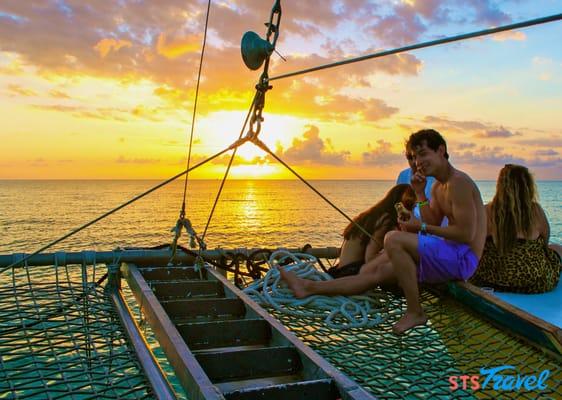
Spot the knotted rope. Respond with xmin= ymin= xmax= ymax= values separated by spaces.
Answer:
xmin=243 ymin=250 xmax=384 ymax=330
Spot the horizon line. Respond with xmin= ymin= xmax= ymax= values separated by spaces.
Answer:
xmin=1 ymin=178 xmax=562 ymax=182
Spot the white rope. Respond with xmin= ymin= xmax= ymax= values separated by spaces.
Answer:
xmin=243 ymin=250 xmax=384 ymax=330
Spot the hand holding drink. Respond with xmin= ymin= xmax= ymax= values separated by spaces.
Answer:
xmin=395 ymin=202 xmax=411 ymax=222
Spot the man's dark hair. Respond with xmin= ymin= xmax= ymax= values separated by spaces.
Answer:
xmin=407 ymin=129 xmax=449 ymax=159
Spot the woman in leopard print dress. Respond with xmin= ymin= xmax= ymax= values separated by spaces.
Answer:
xmin=470 ymin=164 xmax=561 ymax=293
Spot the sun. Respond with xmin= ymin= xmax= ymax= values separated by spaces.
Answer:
xmin=236 ymin=141 xmax=266 ymax=161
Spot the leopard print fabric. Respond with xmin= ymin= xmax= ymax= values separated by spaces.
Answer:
xmin=470 ymin=236 xmax=561 ymax=293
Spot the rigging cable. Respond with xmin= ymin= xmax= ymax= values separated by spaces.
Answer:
xmin=179 ymin=0 xmax=212 ymax=219
xmin=269 ymin=13 xmax=562 ymax=82
xmin=201 ymin=93 xmax=259 ymax=241
xmin=252 ymin=138 xmax=373 ymax=239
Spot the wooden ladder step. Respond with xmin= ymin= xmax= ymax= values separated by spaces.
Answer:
xmin=161 ymin=298 xmax=246 ymax=320
xmin=214 ymin=374 xmax=305 ymax=395
xmin=222 ymin=378 xmax=338 ymax=400
xmin=177 ymin=318 xmax=271 ymax=350
xmin=140 ymin=266 xmax=207 ymax=281
xmin=150 ymin=280 xmax=224 ymax=300
xmin=195 ymin=346 xmax=301 ymax=383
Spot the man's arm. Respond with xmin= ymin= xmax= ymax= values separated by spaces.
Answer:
xmin=418 ymin=181 xmax=444 ymax=226
xmin=425 ymin=179 xmax=477 ymax=244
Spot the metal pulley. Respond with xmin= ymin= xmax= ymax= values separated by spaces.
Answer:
xmin=241 ymin=0 xmax=281 ymax=71
xmin=241 ymin=31 xmax=274 ymax=70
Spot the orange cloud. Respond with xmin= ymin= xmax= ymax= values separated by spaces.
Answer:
xmin=131 ymin=105 xmax=166 ymax=121
xmin=270 ymin=80 xmax=398 ymax=123
xmin=48 ymin=89 xmax=71 ymax=99
xmin=116 ymin=155 xmax=160 ymax=164
xmin=93 ymin=38 xmax=132 ymax=58
xmin=153 ymin=85 xmax=193 ymax=107
xmin=362 ymin=139 xmax=403 ymax=165
xmin=0 ymin=1 xmax=423 ymax=122
xmin=275 ymin=125 xmax=351 ymax=165
xmin=156 ymin=32 xmax=201 ymax=59
xmin=7 ymin=84 xmax=37 ymax=97
xmin=30 ymin=103 xmax=169 ymax=123
xmin=0 ymin=52 xmax=25 ymax=75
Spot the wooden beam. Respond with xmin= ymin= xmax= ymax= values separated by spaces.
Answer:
xmin=195 ymin=346 xmax=302 ymax=382
xmin=121 ymin=263 xmax=225 ymax=400
xmin=177 ymin=319 xmax=271 ymax=350
xmin=108 ymin=288 xmax=177 ymax=400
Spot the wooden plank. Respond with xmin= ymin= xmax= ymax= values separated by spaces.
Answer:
xmin=223 ymin=378 xmax=337 ymax=400
xmin=448 ymin=281 xmax=562 ymax=356
xmin=108 ymin=288 xmax=177 ymax=400
xmin=150 ymin=281 xmax=224 ymax=299
xmin=121 ymin=263 xmax=225 ymax=400
xmin=195 ymin=346 xmax=301 ymax=382
xmin=177 ymin=319 xmax=271 ymax=350
xmin=214 ymin=374 xmax=305 ymax=394
xmin=140 ymin=266 xmax=207 ymax=281
xmin=161 ymin=298 xmax=246 ymax=320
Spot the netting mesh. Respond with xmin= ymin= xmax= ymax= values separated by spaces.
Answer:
xmin=0 ymin=262 xmax=153 ymax=399
xmin=1 ymin=257 xmax=560 ymax=400
xmin=267 ymin=286 xmax=562 ymax=399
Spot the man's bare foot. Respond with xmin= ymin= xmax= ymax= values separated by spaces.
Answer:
xmin=392 ymin=311 xmax=428 ymax=335
xmin=278 ymin=268 xmax=311 ymax=299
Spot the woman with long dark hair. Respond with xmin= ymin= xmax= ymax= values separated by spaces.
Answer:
xmin=470 ymin=164 xmax=561 ymax=293
xmin=328 ymin=183 xmax=415 ymax=278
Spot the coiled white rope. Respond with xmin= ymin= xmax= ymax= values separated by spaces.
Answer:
xmin=243 ymin=250 xmax=384 ymax=330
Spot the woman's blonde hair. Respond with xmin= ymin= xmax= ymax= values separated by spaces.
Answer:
xmin=490 ymin=164 xmax=538 ymax=254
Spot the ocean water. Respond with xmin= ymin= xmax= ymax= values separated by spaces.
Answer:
xmin=0 ymin=179 xmax=560 ymax=254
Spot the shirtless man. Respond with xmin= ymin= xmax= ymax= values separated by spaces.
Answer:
xmin=280 ymin=129 xmax=486 ymax=334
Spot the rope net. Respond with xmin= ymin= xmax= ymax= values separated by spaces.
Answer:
xmin=1 ymin=253 xmax=560 ymax=399
xmin=259 ymin=262 xmax=561 ymax=400
xmin=0 ymin=262 xmax=153 ymax=399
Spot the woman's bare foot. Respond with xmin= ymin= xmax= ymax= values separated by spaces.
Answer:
xmin=279 ymin=268 xmax=311 ymax=298
xmin=392 ymin=311 xmax=428 ymax=335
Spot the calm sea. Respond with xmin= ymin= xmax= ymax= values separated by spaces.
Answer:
xmin=0 ymin=179 xmax=560 ymax=255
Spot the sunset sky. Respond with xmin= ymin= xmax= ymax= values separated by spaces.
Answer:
xmin=1 ymin=0 xmax=561 ymax=180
